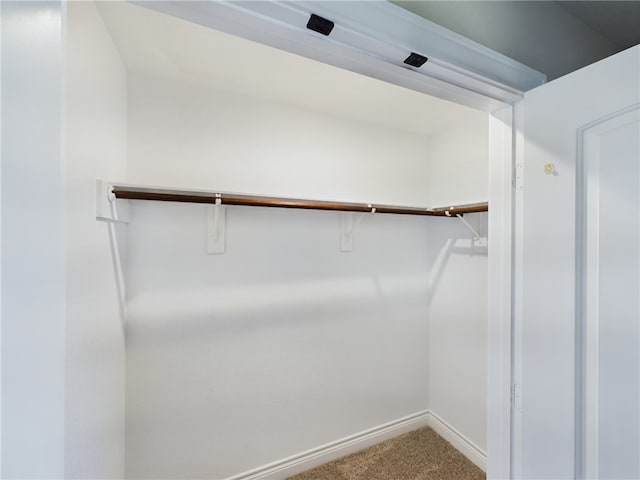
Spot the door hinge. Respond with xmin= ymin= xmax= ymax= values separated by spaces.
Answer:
xmin=514 ymin=163 xmax=524 ymax=191
xmin=512 ymin=382 xmax=522 ymax=412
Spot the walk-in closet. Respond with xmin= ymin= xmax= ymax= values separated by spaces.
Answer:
xmin=5 ymin=0 xmax=640 ymax=478
xmin=64 ymin=2 xmax=496 ymax=478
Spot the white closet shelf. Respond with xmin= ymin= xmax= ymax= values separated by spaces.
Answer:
xmin=109 ymin=184 xmax=488 ymax=217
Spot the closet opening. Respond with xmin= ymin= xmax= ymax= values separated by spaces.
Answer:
xmin=65 ymin=1 xmax=519 ymax=478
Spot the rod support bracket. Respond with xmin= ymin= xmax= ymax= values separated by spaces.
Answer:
xmin=455 ymin=213 xmax=482 ymax=242
xmin=207 ymin=193 xmax=226 ymax=254
xmin=340 ymin=205 xmax=375 ymax=252
xmin=96 ymin=179 xmax=129 ymax=224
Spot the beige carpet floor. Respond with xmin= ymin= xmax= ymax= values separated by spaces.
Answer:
xmin=287 ymin=427 xmax=485 ymax=480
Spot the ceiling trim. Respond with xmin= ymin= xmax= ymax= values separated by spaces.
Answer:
xmin=135 ymin=1 xmax=546 ymax=111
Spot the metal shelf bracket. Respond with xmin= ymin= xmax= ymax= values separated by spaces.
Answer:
xmin=340 ymin=204 xmax=376 ymax=252
xmin=450 ymin=212 xmax=482 ymax=242
xmin=207 ymin=194 xmax=226 ymax=254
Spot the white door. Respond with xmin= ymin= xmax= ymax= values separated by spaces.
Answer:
xmin=515 ymin=45 xmax=640 ymax=479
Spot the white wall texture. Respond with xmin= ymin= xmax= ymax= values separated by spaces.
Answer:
xmin=1 ymin=2 xmax=66 ymax=477
xmin=126 ymin=73 xmax=432 ymax=207
xmin=125 ymin=202 xmax=432 ymax=478
xmin=427 ymin=118 xmax=489 ymax=452
xmin=428 ymin=116 xmax=488 ymax=207
xmin=123 ymin=70 xmax=489 ymax=478
xmin=63 ymin=2 xmax=128 ymax=478
xmin=427 ymin=216 xmax=488 ymax=452
xmin=124 ymin=72 xmax=437 ymax=478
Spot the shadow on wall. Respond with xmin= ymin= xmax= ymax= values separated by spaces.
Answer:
xmin=125 ymin=271 xmax=430 ymax=343
xmin=107 ymin=202 xmax=128 ymax=329
xmin=426 ymin=212 xmax=488 ymax=308
xmin=123 ymin=206 xmax=488 ymax=343
xmin=124 ymin=201 xmax=436 ymax=341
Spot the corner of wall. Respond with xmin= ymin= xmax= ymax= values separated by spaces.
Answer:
xmin=64 ymin=1 xmax=128 ymax=478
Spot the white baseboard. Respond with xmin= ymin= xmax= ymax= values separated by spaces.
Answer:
xmin=225 ymin=410 xmax=430 ymax=480
xmin=225 ymin=409 xmax=487 ymax=480
xmin=426 ymin=411 xmax=487 ymax=472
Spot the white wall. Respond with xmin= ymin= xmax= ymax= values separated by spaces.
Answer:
xmin=427 ymin=115 xmax=488 ymax=207
xmin=427 ymin=216 xmax=488 ymax=452
xmin=126 ymin=203 xmax=431 ymax=478
xmin=1 ymin=2 xmax=66 ymax=477
xmin=426 ymin=119 xmax=489 ymax=453
xmin=64 ymin=2 xmax=127 ymax=477
xmin=393 ymin=0 xmax=620 ymax=81
xmin=126 ymin=73 xmax=431 ymax=207
xmin=124 ymin=73 xmax=436 ymax=478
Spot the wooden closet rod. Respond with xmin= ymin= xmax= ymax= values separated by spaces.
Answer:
xmin=111 ymin=186 xmax=488 ymax=217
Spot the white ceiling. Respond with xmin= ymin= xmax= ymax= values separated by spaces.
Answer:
xmin=96 ymin=1 xmax=483 ymax=138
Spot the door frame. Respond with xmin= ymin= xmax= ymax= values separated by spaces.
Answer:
xmin=488 ymin=104 xmax=516 ymax=479
xmin=131 ymin=2 xmax=535 ymax=478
